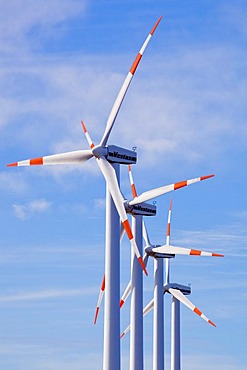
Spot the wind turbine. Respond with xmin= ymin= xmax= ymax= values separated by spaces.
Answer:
xmin=120 ymin=166 xmax=219 ymax=370
xmin=93 ymin=165 xmax=215 ymax=370
xmin=7 ymin=17 xmax=163 ymax=370
xmin=120 ymin=200 xmax=223 ymax=370
xmin=94 ymin=169 xmax=216 ymax=324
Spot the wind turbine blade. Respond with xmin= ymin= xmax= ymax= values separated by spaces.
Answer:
xmin=97 ymin=157 xmax=148 ymax=275
xmin=120 ymin=252 xmax=149 ymax=308
xmin=100 ymin=16 xmax=162 ymax=147
xmin=169 ymin=288 xmax=216 ymax=327
xmin=120 ymin=281 xmax=131 ymax=308
xmin=143 ymin=252 xmax=149 ymax=268
xmin=143 ymin=298 xmax=154 ymax=316
xmin=95 ymin=224 xmax=128 ymax=320
xmin=120 ymin=298 xmax=154 ymax=338
xmin=94 ymin=275 xmax=105 ymax=324
xmin=165 ymin=199 xmax=173 ymax=284
xmin=81 ymin=121 xmax=95 ymax=149
xmin=166 ymin=199 xmax=172 ymax=246
xmin=129 ymin=175 xmax=214 ymax=206
xmin=7 ymin=150 xmax=93 ymax=167
xmin=128 ymin=164 xmax=138 ymax=198
xmin=152 ymin=245 xmax=224 ymax=257
xmin=120 ymin=324 xmax=131 ymax=339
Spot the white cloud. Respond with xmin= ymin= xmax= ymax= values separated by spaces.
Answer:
xmin=13 ymin=198 xmax=52 ymax=220
xmin=0 ymin=287 xmax=93 ymax=303
xmin=1 ymin=35 xmax=246 ymax=182
xmin=0 ymin=171 xmax=29 ymax=194
xmin=13 ymin=204 xmax=27 ymax=221
xmin=0 ymin=0 xmax=86 ymax=55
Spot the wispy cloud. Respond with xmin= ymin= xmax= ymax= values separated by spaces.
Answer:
xmin=13 ymin=198 xmax=52 ymax=220
xmin=0 ymin=171 xmax=29 ymax=194
xmin=0 ymin=287 xmax=93 ymax=303
xmin=0 ymin=0 xmax=86 ymax=55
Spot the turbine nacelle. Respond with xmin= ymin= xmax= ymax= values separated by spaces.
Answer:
xmin=164 ymin=282 xmax=191 ymax=296
xmin=144 ymin=245 xmax=175 ymax=259
xmin=107 ymin=145 xmax=137 ymax=165
xmin=124 ymin=201 xmax=157 ymax=216
xmin=93 ymin=144 xmax=137 ymax=164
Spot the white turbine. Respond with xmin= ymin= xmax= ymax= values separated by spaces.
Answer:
xmin=121 ymin=200 xmax=223 ymax=370
xmin=7 ymin=17 xmax=163 ymax=370
xmin=94 ymin=170 xmax=216 ymax=324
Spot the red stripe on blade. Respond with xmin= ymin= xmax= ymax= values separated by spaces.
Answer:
xmin=212 ymin=253 xmax=224 ymax=257
xmin=138 ymin=257 xmax=148 ymax=276
xmin=94 ymin=307 xmax=99 ymax=325
xmin=81 ymin=121 xmax=87 ymax=133
xmin=174 ymin=180 xmax=187 ymax=190
xmin=130 ymin=53 xmax=142 ymax=75
xmin=190 ymin=249 xmax=201 ymax=256
xmin=122 ymin=220 xmax=133 ymax=240
xmin=200 ymin=174 xmax=214 ymax=181
xmin=209 ymin=320 xmax=216 ymax=328
xmin=7 ymin=162 xmax=18 ymax=167
xmin=150 ymin=16 xmax=162 ymax=35
xmin=120 ymin=299 xmax=124 ymax=308
xmin=101 ymin=276 xmax=105 ymax=291
xmin=131 ymin=184 xmax=137 ymax=198
xmin=194 ymin=307 xmax=202 ymax=316
xmin=169 ymin=199 xmax=173 ymax=210
xmin=166 ymin=223 xmax=171 ymax=237
xmin=30 ymin=157 xmax=43 ymax=165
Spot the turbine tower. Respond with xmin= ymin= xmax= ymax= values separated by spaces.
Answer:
xmin=121 ymin=200 xmax=223 ymax=370
xmin=94 ymin=172 xmax=216 ymax=324
xmin=7 ymin=17 xmax=163 ymax=370
xmin=94 ymin=167 xmax=215 ymax=370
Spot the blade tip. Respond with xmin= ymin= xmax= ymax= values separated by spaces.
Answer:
xmin=138 ymin=257 xmax=148 ymax=276
xmin=94 ymin=307 xmax=99 ymax=325
xmin=201 ymin=174 xmax=215 ymax=181
xmin=150 ymin=16 xmax=163 ymax=35
xmin=209 ymin=320 xmax=216 ymax=328
xmin=212 ymin=253 xmax=224 ymax=257
xmin=7 ymin=162 xmax=18 ymax=167
xmin=81 ymin=120 xmax=87 ymax=133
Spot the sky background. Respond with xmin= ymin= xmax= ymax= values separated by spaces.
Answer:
xmin=0 ymin=0 xmax=247 ymax=369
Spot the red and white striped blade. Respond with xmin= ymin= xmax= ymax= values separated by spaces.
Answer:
xmin=120 ymin=281 xmax=131 ymax=308
xmin=152 ymin=245 xmax=224 ymax=257
xmin=94 ymin=275 xmax=105 ymax=324
xmin=129 ymin=174 xmax=214 ymax=206
xmin=120 ymin=298 xmax=154 ymax=338
xmin=120 ymin=324 xmax=131 ymax=339
xmin=168 ymin=288 xmax=216 ymax=327
xmin=166 ymin=199 xmax=172 ymax=246
xmin=7 ymin=149 xmax=93 ymax=167
xmin=96 ymin=157 xmax=148 ymax=275
xmin=120 ymin=251 xmax=149 ymax=309
xmin=95 ymin=225 xmax=126 ymax=322
xmin=128 ymin=164 xmax=138 ymax=198
xmin=81 ymin=121 xmax=95 ymax=149
xmin=100 ymin=16 xmax=162 ymax=147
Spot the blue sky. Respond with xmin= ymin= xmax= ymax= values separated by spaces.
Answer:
xmin=0 ymin=0 xmax=246 ymax=369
